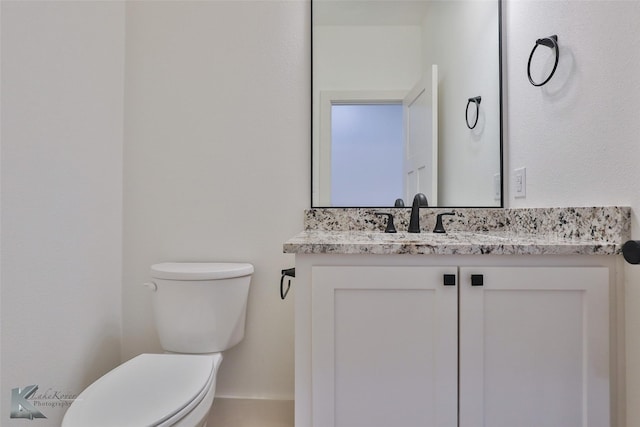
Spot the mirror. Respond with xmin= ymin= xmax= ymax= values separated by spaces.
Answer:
xmin=312 ymin=0 xmax=503 ymax=208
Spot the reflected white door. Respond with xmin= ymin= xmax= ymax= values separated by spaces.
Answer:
xmin=403 ymin=65 xmax=438 ymax=205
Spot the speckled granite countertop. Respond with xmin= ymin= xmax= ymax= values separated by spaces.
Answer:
xmin=283 ymin=207 xmax=631 ymax=256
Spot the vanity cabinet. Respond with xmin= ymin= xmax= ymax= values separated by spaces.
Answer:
xmin=311 ymin=266 xmax=458 ymax=427
xmin=457 ymin=266 xmax=609 ymax=427
xmin=295 ymin=256 xmax=612 ymax=427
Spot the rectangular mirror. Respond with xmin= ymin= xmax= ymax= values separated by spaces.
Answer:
xmin=312 ymin=0 xmax=503 ymax=208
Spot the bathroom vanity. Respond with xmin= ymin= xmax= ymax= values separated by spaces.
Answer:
xmin=284 ymin=207 xmax=630 ymax=427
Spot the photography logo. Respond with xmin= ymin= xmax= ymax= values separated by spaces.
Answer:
xmin=10 ymin=385 xmax=47 ymax=419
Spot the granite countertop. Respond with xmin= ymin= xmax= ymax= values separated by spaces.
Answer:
xmin=283 ymin=207 xmax=631 ymax=256
xmin=283 ymin=230 xmax=622 ymax=255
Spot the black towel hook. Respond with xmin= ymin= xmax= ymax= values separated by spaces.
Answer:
xmin=465 ymin=96 xmax=481 ymax=129
xmin=527 ymin=35 xmax=559 ymax=87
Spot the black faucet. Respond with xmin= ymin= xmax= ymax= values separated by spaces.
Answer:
xmin=408 ymin=193 xmax=428 ymax=233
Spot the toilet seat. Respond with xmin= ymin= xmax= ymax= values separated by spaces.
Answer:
xmin=62 ymin=353 xmax=222 ymax=427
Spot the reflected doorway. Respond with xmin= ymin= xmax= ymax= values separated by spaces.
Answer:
xmin=330 ymin=103 xmax=403 ymax=206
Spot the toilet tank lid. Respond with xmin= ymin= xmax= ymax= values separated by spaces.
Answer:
xmin=150 ymin=262 xmax=254 ymax=280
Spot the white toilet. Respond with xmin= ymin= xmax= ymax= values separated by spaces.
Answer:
xmin=62 ymin=262 xmax=253 ymax=427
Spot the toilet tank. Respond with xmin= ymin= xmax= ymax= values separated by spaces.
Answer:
xmin=148 ymin=262 xmax=253 ymax=354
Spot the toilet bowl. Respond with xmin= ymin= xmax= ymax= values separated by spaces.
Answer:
xmin=62 ymin=353 xmax=221 ymax=427
xmin=62 ymin=262 xmax=253 ymax=427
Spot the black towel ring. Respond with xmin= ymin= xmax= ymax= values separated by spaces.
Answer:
xmin=527 ymin=35 xmax=559 ymax=87
xmin=465 ymin=96 xmax=482 ymax=129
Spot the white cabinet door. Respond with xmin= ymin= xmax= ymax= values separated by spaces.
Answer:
xmin=459 ymin=267 xmax=609 ymax=427
xmin=312 ymin=266 xmax=458 ymax=427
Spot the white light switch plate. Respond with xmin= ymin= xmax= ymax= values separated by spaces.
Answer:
xmin=514 ymin=167 xmax=526 ymax=198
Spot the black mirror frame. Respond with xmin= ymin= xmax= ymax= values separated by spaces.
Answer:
xmin=310 ymin=0 xmax=504 ymax=209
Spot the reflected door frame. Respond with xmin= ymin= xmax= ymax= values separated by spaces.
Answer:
xmin=315 ymin=90 xmax=408 ymax=207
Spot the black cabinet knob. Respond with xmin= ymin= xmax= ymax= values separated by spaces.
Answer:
xmin=443 ymin=274 xmax=456 ymax=286
xmin=471 ymin=274 xmax=484 ymax=286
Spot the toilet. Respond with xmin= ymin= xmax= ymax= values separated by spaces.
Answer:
xmin=62 ymin=262 xmax=253 ymax=427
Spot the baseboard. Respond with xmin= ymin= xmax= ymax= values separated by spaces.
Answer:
xmin=208 ymin=397 xmax=294 ymax=427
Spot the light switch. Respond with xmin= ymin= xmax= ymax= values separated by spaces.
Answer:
xmin=514 ymin=167 xmax=526 ymax=198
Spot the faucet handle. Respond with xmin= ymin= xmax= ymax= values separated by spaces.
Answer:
xmin=433 ymin=212 xmax=456 ymax=233
xmin=375 ymin=212 xmax=397 ymax=233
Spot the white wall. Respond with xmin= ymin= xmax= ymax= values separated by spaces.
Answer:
xmin=122 ymin=0 xmax=308 ymax=403
xmin=505 ymin=0 xmax=640 ymax=208
xmin=313 ymin=26 xmax=422 ymax=91
xmin=503 ymin=1 xmax=640 ymax=425
xmin=0 ymin=1 xmax=124 ymax=425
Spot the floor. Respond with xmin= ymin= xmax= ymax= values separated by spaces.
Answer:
xmin=208 ymin=398 xmax=294 ymax=427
